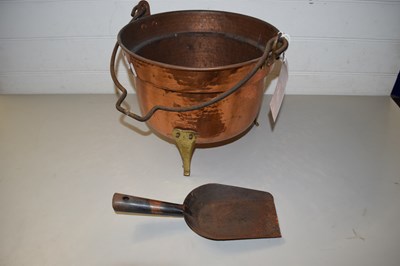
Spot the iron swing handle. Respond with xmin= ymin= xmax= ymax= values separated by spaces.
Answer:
xmin=131 ymin=0 xmax=150 ymax=20
xmin=110 ymin=3 xmax=288 ymax=122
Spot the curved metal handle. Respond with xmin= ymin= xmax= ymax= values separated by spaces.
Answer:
xmin=110 ymin=19 xmax=288 ymax=122
xmin=131 ymin=0 xmax=150 ymax=20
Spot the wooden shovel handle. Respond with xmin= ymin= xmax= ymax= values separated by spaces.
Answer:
xmin=112 ymin=193 xmax=184 ymax=217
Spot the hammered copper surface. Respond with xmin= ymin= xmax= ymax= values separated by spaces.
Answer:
xmin=118 ymin=10 xmax=280 ymax=144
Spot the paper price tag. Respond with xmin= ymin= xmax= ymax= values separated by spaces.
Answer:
xmin=269 ymin=59 xmax=288 ymax=122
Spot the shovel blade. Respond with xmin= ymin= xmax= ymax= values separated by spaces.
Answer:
xmin=183 ymin=184 xmax=281 ymax=240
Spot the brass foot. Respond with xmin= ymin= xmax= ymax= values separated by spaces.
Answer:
xmin=173 ymin=128 xmax=197 ymax=176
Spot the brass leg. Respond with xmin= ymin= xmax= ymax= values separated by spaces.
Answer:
xmin=173 ymin=128 xmax=197 ymax=176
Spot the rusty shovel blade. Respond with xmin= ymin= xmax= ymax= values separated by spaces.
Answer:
xmin=112 ymin=183 xmax=281 ymax=240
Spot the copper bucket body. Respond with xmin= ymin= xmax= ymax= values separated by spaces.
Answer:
xmin=112 ymin=1 xmax=288 ymax=174
xmin=117 ymin=7 xmax=285 ymax=143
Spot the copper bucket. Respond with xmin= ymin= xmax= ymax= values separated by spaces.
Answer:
xmin=111 ymin=1 xmax=288 ymax=175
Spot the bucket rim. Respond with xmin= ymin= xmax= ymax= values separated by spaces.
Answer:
xmin=117 ymin=9 xmax=279 ymax=72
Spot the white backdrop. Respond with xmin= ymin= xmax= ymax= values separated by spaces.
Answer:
xmin=1 ymin=0 xmax=399 ymax=95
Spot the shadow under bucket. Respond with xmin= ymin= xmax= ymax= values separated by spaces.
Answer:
xmin=111 ymin=1 xmax=288 ymax=175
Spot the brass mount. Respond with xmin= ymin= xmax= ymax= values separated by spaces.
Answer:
xmin=173 ymin=128 xmax=197 ymax=176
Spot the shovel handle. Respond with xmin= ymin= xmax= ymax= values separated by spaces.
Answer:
xmin=112 ymin=193 xmax=184 ymax=217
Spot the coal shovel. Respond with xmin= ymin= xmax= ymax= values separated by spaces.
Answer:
xmin=112 ymin=183 xmax=281 ymax=240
